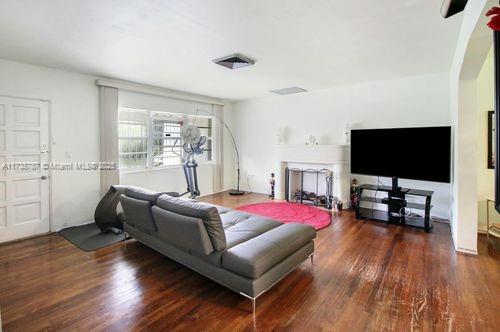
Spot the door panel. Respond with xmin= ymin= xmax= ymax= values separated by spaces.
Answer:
xmin=12 ymin=105 xmax=40 ymax=126
xmin=12 ymin=130 xmax=40 ymax=150
xmin=11 ymin=154 xmax=41 ymax=176
xmin=13 ymin=202 xmax=41 ymax=225
xmin=0 ymin=96 xmax=49 ymax=243
xmin=0 ymin=207 xmax=6 ymax=228
xmin=0 ymin=105 xmax=5 ymax=125
xmin=12 ymin=179 xmax=40 ymax=201
xmin=0 ymin=182 xmax=6 ymax=201
xmin=0 ymin=131 xmax=5 ymax=151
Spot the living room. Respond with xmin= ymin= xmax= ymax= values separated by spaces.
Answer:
xmin=0 ymin=1 xmax=499 ymax=331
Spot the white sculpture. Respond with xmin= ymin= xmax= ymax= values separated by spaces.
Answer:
xmin=305 ymin=135 xmax=318 ymax=146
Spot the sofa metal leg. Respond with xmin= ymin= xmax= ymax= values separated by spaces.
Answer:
xmin=239 ymin=292 xmax=257 ymax=314
xmin=123 ymin=232 xmax=129 ymax=249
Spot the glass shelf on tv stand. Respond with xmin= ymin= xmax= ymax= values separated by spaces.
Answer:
xmin=355 ymin=184 xmax=433 ymax=233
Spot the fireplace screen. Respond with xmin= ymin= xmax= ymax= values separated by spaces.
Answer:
xmin=285 ymin=167 xmax=334 ymax=209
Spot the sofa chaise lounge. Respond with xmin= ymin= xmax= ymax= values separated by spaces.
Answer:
xmin=119 ymin=186 xmax=316 ymax=313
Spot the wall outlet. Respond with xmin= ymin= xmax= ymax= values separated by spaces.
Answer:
xmin=64 ymin=151 xmax=72 ymax=160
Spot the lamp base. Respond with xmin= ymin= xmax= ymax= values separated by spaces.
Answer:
xmin=229 ymin=189 xmax=245 ymax=196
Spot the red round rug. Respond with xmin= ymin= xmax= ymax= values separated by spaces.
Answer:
xmin=236 ymin=202 xmax=332 ymax=230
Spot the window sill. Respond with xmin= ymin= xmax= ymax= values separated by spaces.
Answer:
xmin=120 ymin=162 xmax=214 ymax=175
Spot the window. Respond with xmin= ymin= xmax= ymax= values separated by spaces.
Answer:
xmin=118 ymin=109 xmax=214 ymax=171
xmin=188 ymin=114 xmax=213 ymax=163
xmin=152 ymin=112 xmax=184 ymax=167
xmin=118 ymin=110 xmax=148 ymax=170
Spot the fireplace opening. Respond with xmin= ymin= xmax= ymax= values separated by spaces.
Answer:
xmin=285 ymin=167 xmax=334 ymax=209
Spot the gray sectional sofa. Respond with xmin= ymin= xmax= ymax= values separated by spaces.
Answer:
xmin=119 ymin=186 xmax=316 ymax=313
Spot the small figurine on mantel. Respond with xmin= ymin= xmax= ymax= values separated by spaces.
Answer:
xmin=269 ymin=173 xmax=275 ymax=199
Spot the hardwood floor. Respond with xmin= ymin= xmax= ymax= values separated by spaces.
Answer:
xmin=0 ymin=192 xmax=499 ymax=331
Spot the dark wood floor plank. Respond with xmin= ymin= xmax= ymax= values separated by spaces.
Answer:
xmin=0 ymin=192 xmax=498 ymax=331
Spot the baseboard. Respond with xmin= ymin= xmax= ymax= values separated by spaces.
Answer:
xmin=477 ymin=227 xmax=488 ymax=234
xmin=0 ymin=231 xmax=51 ymax=246
xmin=198 ymin=189 xmax=232 ymax=197
xmin=52 ymin=219 xmax=94 ymax=232
xmin=456 ymin=247 xmax=478 ymax=255
xmin=199 ymin=189 xmax=261 ymax=197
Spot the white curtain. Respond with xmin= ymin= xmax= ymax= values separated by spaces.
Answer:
xmin=98 ymin=86 xmax=120 ymax=196
xmin=212 ymin=104 xmax=224 ymax=192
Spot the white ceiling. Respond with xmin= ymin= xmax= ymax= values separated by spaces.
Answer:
xmin=0 ymin=0 xmax=463 ymax=100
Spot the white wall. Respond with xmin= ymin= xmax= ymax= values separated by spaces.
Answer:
xmin=476 ymin=47 xmax=498 ymax=230
xmin=450 ymin=0 xmax=491 ymax=254
xmin=120 ymin=165 xmax=214 ymax=195
xmin=0 ymin=58 xmax=100 ymax=230
xmin=232 ymin=73 xmax=452 ymax=218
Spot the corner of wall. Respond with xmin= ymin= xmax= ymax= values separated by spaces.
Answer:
xmin=448 ymin=0 xmax=489 ymax=254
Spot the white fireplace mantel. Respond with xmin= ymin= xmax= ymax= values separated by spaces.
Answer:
xmin=275 ymin=144 xmax=351 ymax=204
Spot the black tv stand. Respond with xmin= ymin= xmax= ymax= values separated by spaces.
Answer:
xmin=355 ymin=183 xmax=433 ymax=233
xmin=391 ymin=177 xmax=401 ymax=192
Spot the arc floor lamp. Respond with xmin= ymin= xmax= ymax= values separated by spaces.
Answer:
xmin=196 ymin=109 xmax=244 ymax=195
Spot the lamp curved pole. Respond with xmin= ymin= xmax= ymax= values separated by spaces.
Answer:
xmin=196 ymin=109 xmax=243 ymax=194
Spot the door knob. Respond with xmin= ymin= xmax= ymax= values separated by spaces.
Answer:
xmin=41 ymin=176 xmax=48 ymax=180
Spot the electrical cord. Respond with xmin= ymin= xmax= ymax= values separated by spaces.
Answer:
xmin=399 ymin=206 xmax=413 ymax=217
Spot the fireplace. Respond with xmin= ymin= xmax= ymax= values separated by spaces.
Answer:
xmin=285 ymin=167 xmax=334 ymax=209
xmin=275 ymin=145 xmax=350 ymax=206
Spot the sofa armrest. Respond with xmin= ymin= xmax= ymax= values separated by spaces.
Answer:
xmin=222 ymin=223 xmax=316 ymax=279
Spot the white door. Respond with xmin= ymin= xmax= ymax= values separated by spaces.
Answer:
xmin=0 ymin=96 xmax=50 ymax=243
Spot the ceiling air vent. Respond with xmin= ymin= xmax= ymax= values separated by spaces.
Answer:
xmin=213 ymin=54 xmax=255 ymax=69
xmin=270 ymin=87 xmax=307 ymax=95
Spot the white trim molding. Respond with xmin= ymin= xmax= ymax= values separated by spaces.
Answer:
xmin=456 ymin=247 xmax=479 ymax=255
xmin=96 ymin=78 xmax=225 ymax=106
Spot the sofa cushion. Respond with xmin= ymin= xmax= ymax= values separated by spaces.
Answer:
xmin=222 ymin=223 xmax=316 ymax=279
xmin=120 ymin=195 xmax=157 ymax=234
xmin=125 ymin=186 xmax=165 ymax=203
xmin=220 ymin=210 xmax=251 ymax=229
xmin=215 ymin=205 xmax=232 ymax=215
xmin=221 ymin=211 xmax=282 ymax=246
xmin=156 ymin=195 xmax=226 ymax=251
xmin=152 ymin=206 xmax=213 ymax=255
xmin=197 ymin=211 xmax=282 ymax=266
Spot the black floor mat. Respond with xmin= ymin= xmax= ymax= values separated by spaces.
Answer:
xmin=59 ymin=223 xmax=125 ymax=251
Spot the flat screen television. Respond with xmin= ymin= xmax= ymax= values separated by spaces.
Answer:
xmin=350 ymin=126 xmax=451 ymax=184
